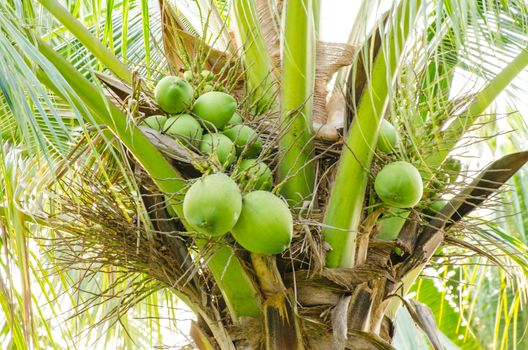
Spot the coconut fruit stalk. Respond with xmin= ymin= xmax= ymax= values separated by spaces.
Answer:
xmin=377 ymin=208 xmax=410 ymax=241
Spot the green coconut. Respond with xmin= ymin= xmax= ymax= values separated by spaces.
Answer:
xmin=378 ymin=119 xmax=399 ymax=153
xmin=192 ymin=91 xmax=237 ymax=130
xmin=164 ymin=114 xmax=203 ymax=147
xmin=223 ymin=125 xmax=263 ymax=158
xmin=199 ymin=133 xmax=237 ymax=167
xmin=183 ymin=173 xmax=242 ymax=236
xmin=374 ymin=161 xmax=423 ymax=208
xmin=203 ymin=84 xmax=214 ymax=93
xmin=183 ymin=71 xmax=194 ymax=81
xmin=238 ymin=159 xmax=273 ymax=191
xmin=231 ymin=191 xmax=293 ymax=255
xmin=154 ymin=76 xmax=194 ymax=114
xmin=200 ymin=70 xmax=214 ymax=81
xmin=227 ymin=113 xmax=244 ymax=126
xmin=141 ymin=115 xmax=166 ymax=131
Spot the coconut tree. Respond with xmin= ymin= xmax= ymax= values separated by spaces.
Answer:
xmin=2 ymin=0 xmax=528 ymax=348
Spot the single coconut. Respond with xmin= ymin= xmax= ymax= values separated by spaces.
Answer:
xmin=378 ymin=119 xmax=399 ymax=153
xmin=141 ymin=115 xmax=166 ymax=131
xmin=164 ymin=114 xmax=203 ymax=147
xmin=223 ymin=125 xmax=263 ymax=158
xmin=199 ymin=133 xmax=236 ymax=167
xmin=154 ymin=76 xmax=194 ymax=114
xmin=200 ymin=70 xmax=214 ymax=81
xmin=183 ymin=173 xmax=242 ymax=236
xmin=374 ymin=161 xmax=423 ymax=208
xmin=182 ymin=71 xmax=193 ymax=81
xmin=192 ymin=91 xmax=237 ymax=130
xmin=203 ymin=84 xmax=214 ymax=93
xmin=231 ymin=191 xmax=293 ymax=255
xmin=226 ymin=113 xmax=244 ymax=126
xmin=238 ymin=159 xmax=273 ymax=191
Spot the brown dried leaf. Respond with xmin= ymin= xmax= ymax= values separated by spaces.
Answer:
xmin=94 ymin=71 xmax=162 ymax=115
xmin=159 ymin=0 xmax=236 ymax=74
xmin=346 ymin=331 xmax=396 ymax=350
xmin=264 ymin=290 xmax=305 ymax=350
xmin=404 ymin=299 xmax=444 ymax=350
xmin=190 ymin=320 xmax=215 ymax=350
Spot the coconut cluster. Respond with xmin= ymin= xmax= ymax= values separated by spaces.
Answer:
xmin=374 ymin=119 xmax=456 ymax=212
xmin=374 ymin=119 xmax=424 ymax=209
xmin=374 ymin=120 xmax=461 ymax=245
xmin=142 ymin=72 xmax=292 ymax=255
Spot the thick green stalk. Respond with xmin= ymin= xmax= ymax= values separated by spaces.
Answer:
xmin=278 ymin=0 xmax=316 ymax=205
xmin=36 ymin=0 xmax=132 ymax=84
xmin=323 ymin=0 xmax=420 ymax=268
xmin=425 ymin=47 xmax=528 ymax=168
xmin=202 ymin=243 xmax=262 ymax=319
xmin=232 ymin=0 xmax=277 ymax=114
xmin=35 ymin=39 xmax=261 ymax=320
xmin=312 ymin=0 xmax=320 ymax=36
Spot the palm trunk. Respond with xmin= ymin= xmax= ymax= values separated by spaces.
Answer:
xmin=181 ymin=250 xmax=399 ymax=349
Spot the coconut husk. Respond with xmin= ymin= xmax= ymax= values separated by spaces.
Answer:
xmin=313 ymin=42 xmax=355 ymax=136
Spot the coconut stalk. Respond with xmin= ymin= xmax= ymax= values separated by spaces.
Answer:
xmin=250 ymin=254 xmax=304 ymax=349
xmin=278 ymin=0 xmax=317 ymax=205
xmin=232 ymin=0 xmax=277 ymax=114
xmin=36 ymin=0 xmax=132 ymax=84
xmin=34 ymin=37 xmax=262 ymax=322
xmin=323 ymin=0 xmax=422 ymax=268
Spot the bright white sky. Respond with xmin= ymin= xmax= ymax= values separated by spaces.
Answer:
xmin=319 ymin=1 xmax=360 ymax=42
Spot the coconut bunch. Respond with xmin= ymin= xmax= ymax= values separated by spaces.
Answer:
xmin=141 ymin=71 xmax=292 ymax=255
